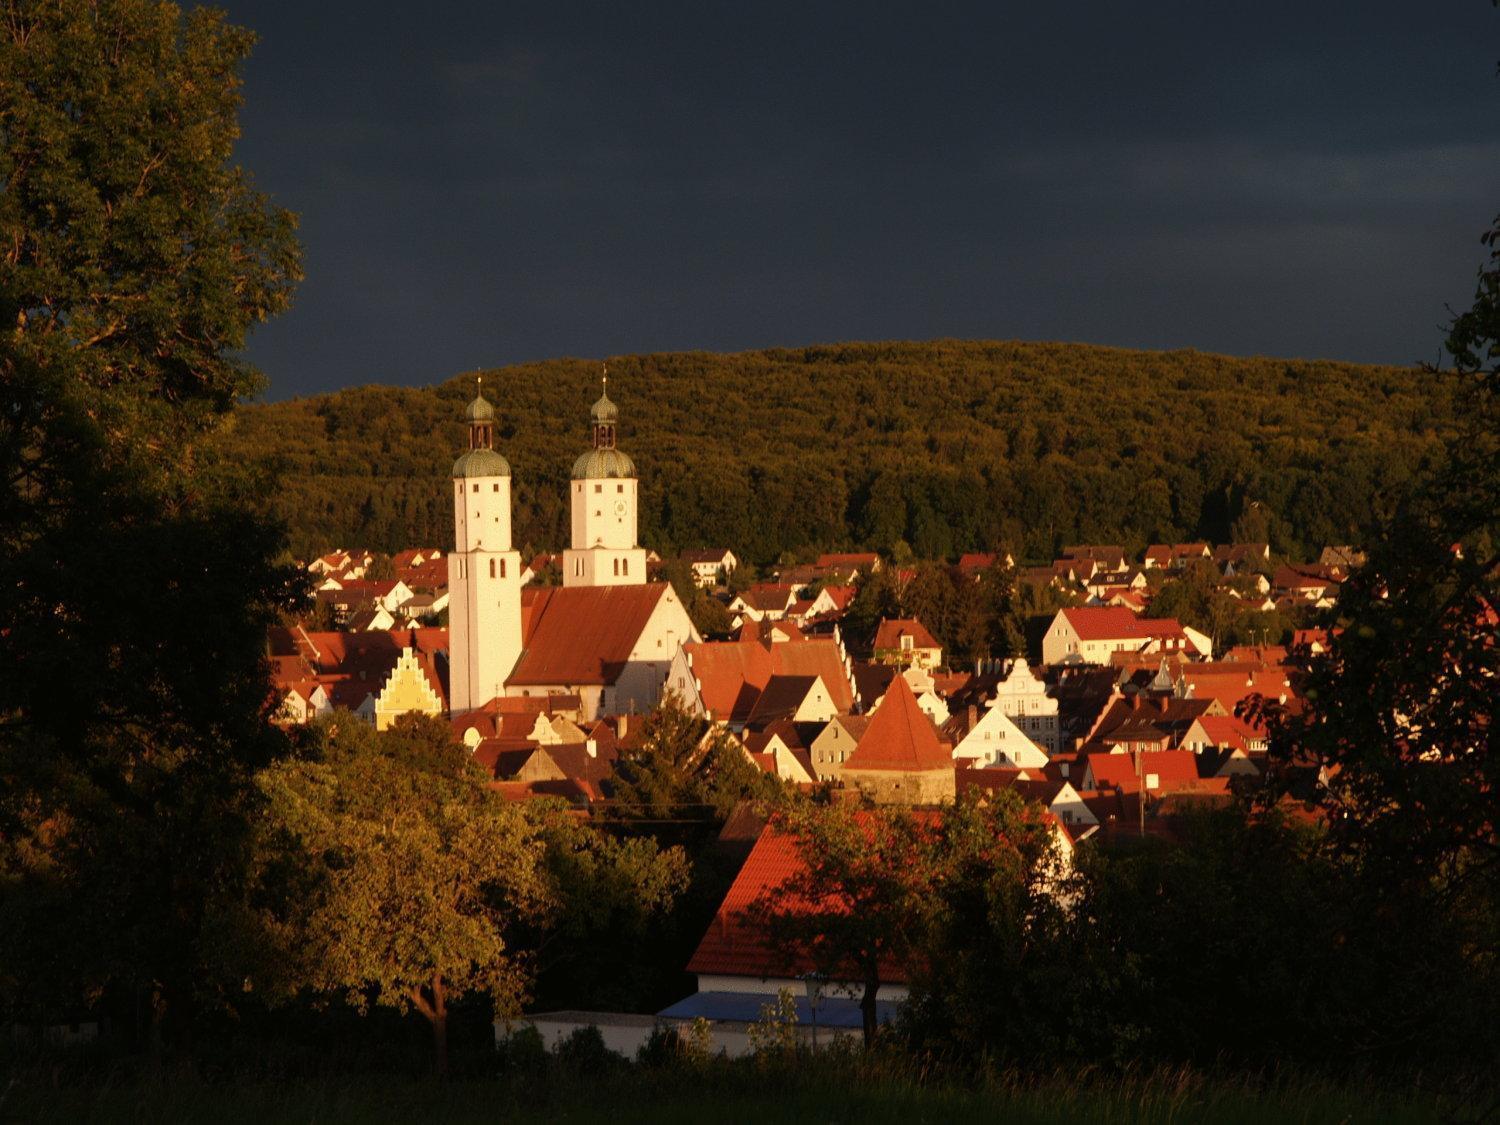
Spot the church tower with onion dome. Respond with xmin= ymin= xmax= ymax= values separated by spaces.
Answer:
xmin=447 ymin=382 xmax=523 ymax=713
xmin=563 ymin=372 xmax=647 ymax=588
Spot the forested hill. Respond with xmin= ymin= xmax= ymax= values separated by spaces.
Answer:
xmin=228 ymin=339 xmax=1457 ymax=565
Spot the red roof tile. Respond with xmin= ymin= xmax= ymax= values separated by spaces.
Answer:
xmin=508 ymin=584 xmax=672 ymax=686
xmin=844 ymin=675 xmax=950 ymax=772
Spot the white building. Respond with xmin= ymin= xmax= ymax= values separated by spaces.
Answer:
xmin=447 ymin=386 xmax=523 ymax=714
xmin=989 ymin=658 xmax=1061 ymax=753
xmin=563 ymin=378 xmax=647 ymax=588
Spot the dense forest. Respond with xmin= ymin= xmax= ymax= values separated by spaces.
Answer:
xmin=228 ymin=340 xmax=1458 ymax=564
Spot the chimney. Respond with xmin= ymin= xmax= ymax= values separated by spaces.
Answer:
xmin=1157 ymin=696 xmax=1169 ymax=714
xmin=616 ymin=714 xmax=628 ymax=739
xmin=585 ymin=738 xmax=597 ymax=759
xmin=967 ymin=704 xmax=978 ymax=731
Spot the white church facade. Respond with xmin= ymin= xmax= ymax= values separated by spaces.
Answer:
xmin=446 ymin=379 xmax=698 ymax=720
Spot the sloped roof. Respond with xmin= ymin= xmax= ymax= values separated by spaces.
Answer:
xmin=508 ymin=584 xmax=670 ymax=686
xmin=844 ymin=675 xmax=950 ymax=773
xmin=1060 ymin=606 xmax=1189 ymax=643
xmin=686 ymin=823 xmax=911 ymax=984
xmin=1084 ymin=749 xmax=1201 ymax=792
xmin=687 ymin=635 xmax=855 ymax=722
xmin=738 ymin=583 xmax=797 ymax=612
xmin=873 ymin=617 xmax=941 ymax=652
xmin=745 ymin=674 xmax=820 ymax=729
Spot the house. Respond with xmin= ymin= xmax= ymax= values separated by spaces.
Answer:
xmin=955 ymin=551 xmax=1015 ymax=580
xmin=841 ymin=675 xmax=955 ymax=806
xmin=665 ymin=822 xmax=906 ymax=1056
xmin=855 ymin=662 xmax=951 ymax=725
xmin=987 ymin=658 xmax=1061 ymax=752
xmin=729 ymin=583 xmax=798 ymax=622
xmin=1143 ymin=543 xmax=1211 ymax=569
xmin=871 ymin=617 xmax=943 ymax=671
xmin=267 ymin=626 xmax=449 ymax=728
xmin=670 ymin=630 xmax=857 ymax=730
xmin=1080 ymin=749 xmax=1200 ymax=794
xmin=808 ymin=713 xmax=871 ymax=781
xmin=681 ymin=548 xmax=738 ymax=588
xmin=955 ymin=769 xmax=1099 ymax=833
xmin=1082 ymin=692 xmax=1225 ymax=754
xmin=504 ymin=583 xmax=699 ymax=720
xmin=743 ymin=674 xmax=838 ymax=728
xmin=945 ymin=702 xmax=1050 ymax=770
xmin=1041 ymin=606 xmax=1211 ymax=665
xmin=815 ymin=552 xmax=881 ymax=580
xmin=274 ymin=680 xmax=330 ymax=726
xmin=803 ymin=584 xmax=857 ymax=622
xmin=1061 ymin=544 xmax=1128 ymax=572
xmin=1181 ymin=715 xmax=1265 ymax=778
xmin=742 ymin=721 xmax=818 ymax=784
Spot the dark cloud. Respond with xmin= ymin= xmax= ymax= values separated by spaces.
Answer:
xmin=219 ymin=1 xmax=1500 ymax=398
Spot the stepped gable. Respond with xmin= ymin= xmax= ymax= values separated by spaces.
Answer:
xmin=508 ymin=584 xmax=668 ymax=686
xmin=844 ymin=675 xmax=950 ymax=772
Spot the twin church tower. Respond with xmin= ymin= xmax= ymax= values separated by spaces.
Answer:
xmin=447 ymin=376 xmax=647 ymax=713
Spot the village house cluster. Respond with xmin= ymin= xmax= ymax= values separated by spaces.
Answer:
xmin=266 ymin=383 xmax=1352 ymax=1053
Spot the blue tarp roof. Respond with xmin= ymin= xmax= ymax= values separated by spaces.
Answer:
xmin=656 ymin=990 xmax=898 ymax=1028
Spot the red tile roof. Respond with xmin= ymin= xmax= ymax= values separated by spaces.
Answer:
xmin=1060 ymin=606 xmax=1187 ymax=643
xmin=685 ymin=823 xmax=911 ymax=983
xmin=686 ymin=635 xmax=855 ymax=722
xmin=844 ymin=675 xmax=950 ymax=773
xmin=873 ymin=617 xmax=941 ymax=652
xmin=1083 ymin=749 xmax=1200 ymax=792
xmin=508 ymin=584 xmax=671 ymax=686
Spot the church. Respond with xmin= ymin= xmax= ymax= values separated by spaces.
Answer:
xmin=446 ymin=378 xmax=698 ymax=720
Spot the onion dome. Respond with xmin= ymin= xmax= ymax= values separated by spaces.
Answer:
xmin=590 ymin=386 xmax=618 ymax=425
xmin=465 ymin=392 xmax=495 ymax=423
xmin=571 ymin=446 xmax=636 ymax=480
xmin=453 ymin=447 xmax=511 ymax=477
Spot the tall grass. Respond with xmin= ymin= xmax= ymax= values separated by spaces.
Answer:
xmin=4 ymin=1047 xmax=1483 ymax=1125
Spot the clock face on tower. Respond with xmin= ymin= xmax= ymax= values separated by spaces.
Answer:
xmin=613 ymin=499 xmax=628 ymax=516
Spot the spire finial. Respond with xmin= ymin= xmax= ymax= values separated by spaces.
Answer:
xmin=602 ymin=361 xmax=608 ymax=394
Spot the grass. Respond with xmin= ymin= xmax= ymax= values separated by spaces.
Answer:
xmin=3 ymin=1056 xmax=1482 ymax=1125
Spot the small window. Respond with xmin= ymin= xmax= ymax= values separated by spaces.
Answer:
xmin=499 ymin=559 xmax=506 ymax=578
xmin=489 ymin=559 xmax=496 ymax=579
xmin=472 ymin=483 xmax=479 ymax=493
xmin=622 ymin=558 xmax=629 ymax=576
xmin=594 ymin=483 xmax=602 ymax=494
xmin=493 ymin=483 xmax=499 ymax=492
xmin=617 ymin=483 xmax=624 ymax=493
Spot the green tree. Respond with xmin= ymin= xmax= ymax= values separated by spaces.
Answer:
xmin=249 ymin=716 xmax=551 ymax=1076
xmin=751 ymin=802 xmax=940 ymax=1046
xmin=0 ymin=0 xmax=302 ymax=1044
xmin=1257 ymin=215 xmax=1499 ymax=881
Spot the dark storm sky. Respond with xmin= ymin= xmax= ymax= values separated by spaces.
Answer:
xmin=218 ymin=2 xmax=1500 ymax=399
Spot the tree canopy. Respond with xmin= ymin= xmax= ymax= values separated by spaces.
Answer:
xmin=225 ymin=341 xmax=1457 ymax=566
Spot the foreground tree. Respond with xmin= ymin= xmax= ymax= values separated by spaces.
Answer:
xmin=249 ymin=717 xmax=549 ymax=1075
xmin=0 ymin=0 xmax=301 ymax=1041
xmin=751 ymin=802 xmax=942 ymax=1046
xmin=1255 ymin=213 xmax=1499 ymax=882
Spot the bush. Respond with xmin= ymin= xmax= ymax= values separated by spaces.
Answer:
xmin=552 ymin=1025 xmax=626 ymax=1076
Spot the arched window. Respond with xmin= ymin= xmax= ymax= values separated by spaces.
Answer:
xmin=621 ymin=558 xmax=629 ymax=576
xmin=499 ymin=559 xmax=506 ymax=578
xmin=489 ymin=559 xmax=496 ymax=578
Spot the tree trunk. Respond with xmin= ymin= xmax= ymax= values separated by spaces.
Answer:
xmin=860 ymin=973 xmax=880 ymax=1047
xmin=411 ymin=975 xmax=449 ymax=1078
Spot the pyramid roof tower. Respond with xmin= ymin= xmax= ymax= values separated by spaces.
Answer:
xmin=844 ymin=674 xmax=950 ymax=773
